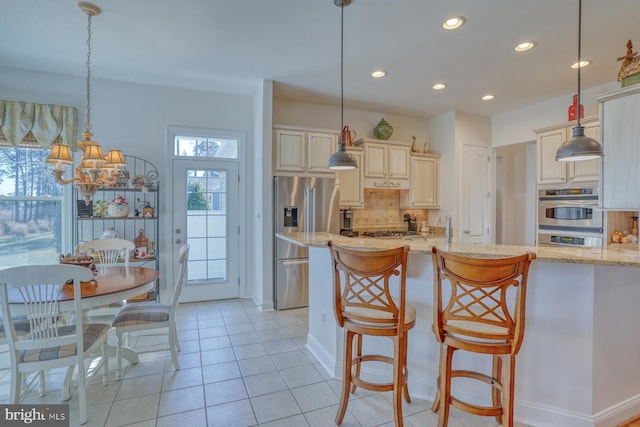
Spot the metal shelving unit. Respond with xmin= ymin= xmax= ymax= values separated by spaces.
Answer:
xmin=72 ymin=155 xmax=160 ymax=300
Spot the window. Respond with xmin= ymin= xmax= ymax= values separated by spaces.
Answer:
xmin=174 ymin=136 xmax=238 ymax=159
xmin=0 ymin=147 xmax=67 ymax=267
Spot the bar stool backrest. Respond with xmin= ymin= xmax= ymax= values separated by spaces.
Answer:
xmin=328 ymin=241 xmax=411 ymax=335
xmin=431 ymin=248 xmax=536 ymax=355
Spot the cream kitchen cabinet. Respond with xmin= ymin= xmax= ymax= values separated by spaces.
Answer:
xmin=337 ymin=148 xmax=364 ymax=208
xmin=596 ymin=85 xmax=640 ymax=209
xmin=400 ymin=153 xmax=440 ymax=208
xmin=363 ymin=139 xmax=411 ymax=189
xmin=535 ymin=117 xmax=599 ymax=185
xmin=273 ymin=127 xmax=337 ymax=176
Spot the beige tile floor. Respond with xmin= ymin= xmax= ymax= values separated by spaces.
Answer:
xmin=0 ymin=299 xmax=526 ymax=426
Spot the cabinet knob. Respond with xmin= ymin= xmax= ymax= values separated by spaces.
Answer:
xmin=464 ymin=229 xmax=470 ymax=234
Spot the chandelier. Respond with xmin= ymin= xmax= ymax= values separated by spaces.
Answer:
xmin=46 ymin=1 xmax=126 ymax=203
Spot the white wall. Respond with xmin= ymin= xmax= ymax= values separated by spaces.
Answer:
xmin=0 ymin=65 xmax=255 ymax=299
xmin=426 ymin=112 xmax=456 ymax=227
xmin=492 ymin=81 xmax=620 ymax=147
xmin=253 ymin=80 xmax=274 ymax=310
xmin=273 ymin=99 xmax=429 ymax=144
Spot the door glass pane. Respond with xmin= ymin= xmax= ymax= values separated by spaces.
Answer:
xmin=186 ymin=168 xmax=228 ymax=283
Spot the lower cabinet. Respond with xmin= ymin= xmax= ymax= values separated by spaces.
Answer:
xmin=400 ymin=153 xmax=440 ymax=208
xmin=338 ymin=149 xmax=364 ymax=208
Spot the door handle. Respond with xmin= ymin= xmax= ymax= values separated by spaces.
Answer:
xmin=175 ymin=239 xmax=182 ymax=244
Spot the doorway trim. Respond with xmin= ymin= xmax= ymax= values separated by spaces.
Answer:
xmin=165 ymin=125 xmax=248 ymax=303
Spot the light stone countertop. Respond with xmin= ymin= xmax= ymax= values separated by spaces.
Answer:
xmin=276 ymin=232 xmax=640 ymax=268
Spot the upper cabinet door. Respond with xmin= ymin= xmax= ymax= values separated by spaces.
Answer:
xmin=599 ymin=87 xmax=640 ymax=209
xmin=307 ymin=132 xmax=337 ymax=175
xmin=364 ymin=143 xmax=387 ymax=178
xmin=537 ymin=128 xmax=567 ymax=184
xmin=568 ymin=121 xmax=600 ymax=183
xmin=274 ymin=129 xmax=306 ymax=173
xmin=388 ymin=145 xmax=410 ymax=179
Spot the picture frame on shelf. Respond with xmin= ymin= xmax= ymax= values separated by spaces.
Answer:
xmin=77 ymin=200 xmax=93 ymax=218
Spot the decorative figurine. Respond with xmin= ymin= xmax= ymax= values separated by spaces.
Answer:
xmin=617 ymin=39 xmax=640 ymax=87
xmin=423 ymin=140 xmax=430 ymax=153
xmin=410 ymin=136 xmax=420 ymax=152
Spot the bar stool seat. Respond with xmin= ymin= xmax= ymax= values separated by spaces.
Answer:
xmin=430 ymin=247 xmax=536 ymax=427
xmin=327 ymin=241 xmax=414 ymax=427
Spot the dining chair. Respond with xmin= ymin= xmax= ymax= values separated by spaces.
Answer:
xmin=112 ymin=244 xmax=189 ymax=380
xmin=0 ymin=264 xmax=111 ymax=425
xmin=79 ymin=238 xmax=137 ymax=318
xmin=79 ymin=238 xmax=135 ymax=266
xmin=430 ymin=247 xmax=536 ymax=427
xmin=327 ymin=241 xmax=415 ymax=427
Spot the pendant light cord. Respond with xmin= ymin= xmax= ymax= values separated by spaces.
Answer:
xmin=340 ymin=3 xmax=344 ymax=142
xmin=576 ymin=0 xmax=582 ymax=127
xmin=85 ymin=12 xmax=93 ymax=133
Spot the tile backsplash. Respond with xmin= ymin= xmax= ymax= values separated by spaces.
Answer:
xmin=351 ymin=189 xmax=429 ymax=231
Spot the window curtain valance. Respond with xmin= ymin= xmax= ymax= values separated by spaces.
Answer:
xmin=0 ymin=100 xmax=78 ymax=150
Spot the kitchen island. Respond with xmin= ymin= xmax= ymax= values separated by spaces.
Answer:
xmin=277 ymin=232 xmax=640 ymax=427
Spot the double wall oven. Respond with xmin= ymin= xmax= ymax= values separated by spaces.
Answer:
xmin=537 ymin=185 xmax=603 ymax=247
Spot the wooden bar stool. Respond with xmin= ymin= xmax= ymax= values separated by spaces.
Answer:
xmin=430 ymin=248 xmax=536 ymax=427
xmin=327 ymin=241 xmax=415 ymax=427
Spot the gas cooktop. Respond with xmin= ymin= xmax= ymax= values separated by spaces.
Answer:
xmin=362 ymin=230 xmax=420 ymax=238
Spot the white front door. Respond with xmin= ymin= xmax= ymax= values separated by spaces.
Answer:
xmin=461 ymin=144 xmax=491 ymax=244
xmin=172 ymin=158 xmax=240 ymax=302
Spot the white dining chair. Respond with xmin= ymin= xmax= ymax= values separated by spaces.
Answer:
xmin=0 ymin=264 xmax=111 ymax=425
xmin=79 ymin=238 xmax=136 ymax=319
xmin=112 ymin=244 xmax=189 ymax=380
xmin=79 ymin=238 xmax=135 ymax=266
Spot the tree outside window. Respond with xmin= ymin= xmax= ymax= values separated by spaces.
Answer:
xmin=0 ymin=147 xmax=64 ymax=267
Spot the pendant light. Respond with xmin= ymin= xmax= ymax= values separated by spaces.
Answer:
xmin=46 ymin=1 xmax=126 ymax=202
xmin=327 ymin=0 xmax=357 ymax=170
xmin=556 ymin=0 xmax=604 ymax=162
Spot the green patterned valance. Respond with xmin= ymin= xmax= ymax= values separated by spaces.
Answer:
xmin=0 ymin=100 xmax=78 ymax=150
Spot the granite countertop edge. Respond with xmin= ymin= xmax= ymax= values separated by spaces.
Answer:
xmin=276 ymin=232 xmax=640 ymax=268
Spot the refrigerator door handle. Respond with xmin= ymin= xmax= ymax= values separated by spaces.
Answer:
xmin=304 ymin=187 xmax=309 ymax=233
xmin=310 ymin=187 xmax=316 ymax=233
xmin=281 ymin=259 xmax=309 ymax=266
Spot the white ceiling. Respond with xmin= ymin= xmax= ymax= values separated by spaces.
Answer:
xmin=1 ymin=0 xmax=638 ymax=119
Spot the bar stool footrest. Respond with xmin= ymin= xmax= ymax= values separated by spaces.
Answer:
xmin=350 ymin=354 xmax=408 ymax=392
xmin=449 ymin=369 xmax=504 ymax=417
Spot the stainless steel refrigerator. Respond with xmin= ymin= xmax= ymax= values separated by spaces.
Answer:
xmin=274 ymin=176 xmax=340 ymax=310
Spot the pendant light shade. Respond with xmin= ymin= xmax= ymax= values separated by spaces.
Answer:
xmin=328 ymin=0 xmax=357 ymax=170
xmin=556 ymin=125 xmax=603 ymax=161
xmin=328 ymin=147 xmax=358 ymax=169
xmin=556 ymin=0 xmax=603 ymax=162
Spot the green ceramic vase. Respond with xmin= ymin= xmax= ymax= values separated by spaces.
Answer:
xmin=373 ymin=118 xmax=393 ymax=140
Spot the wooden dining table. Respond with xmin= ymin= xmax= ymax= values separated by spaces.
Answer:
xmin=8 ymin=265 xmax=160 ymax=311
xmin=7 ymin=265 xmax=160 ymax=399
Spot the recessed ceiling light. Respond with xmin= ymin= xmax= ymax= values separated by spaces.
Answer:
xmin=571 ymin=60 xmax=591 ymax=69
xmin=482 ymin=94 xmax=495 ymax=101
xmin=371 ymin=70 xmax=387 ymax=78
xmin=515 ymin=41 xmax=537 ymax=52
xmin=442 ymin=16 xmax=466 ymax=30
xmin=432 ymin=83 xmax=447 ymax=90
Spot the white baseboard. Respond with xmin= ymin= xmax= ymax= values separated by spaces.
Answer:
xmin=306 ymin=333 xmax=336 ymax=377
